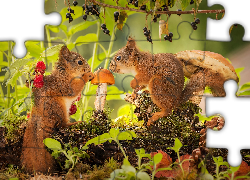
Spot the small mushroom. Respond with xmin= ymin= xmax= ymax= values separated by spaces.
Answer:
xmin=91 ymin=68 xmax=115 ymax=111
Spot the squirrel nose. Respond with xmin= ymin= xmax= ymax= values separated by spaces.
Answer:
xmin=88 ymin=72 xmax=94 ymax=81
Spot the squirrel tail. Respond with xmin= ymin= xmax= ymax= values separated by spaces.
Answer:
xmin=181 ymin=69 xmax=226 ymax=105
xmin=21 ymin=116 xmax=55 ymax=174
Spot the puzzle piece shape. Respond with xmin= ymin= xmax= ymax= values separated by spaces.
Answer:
xmin=0 ymin=0 xmax=60 ymax=58
xmin=206 ymin=80 xmax=250 ymax=167
xmin=207 ymin=0 xmax=250 ymax=41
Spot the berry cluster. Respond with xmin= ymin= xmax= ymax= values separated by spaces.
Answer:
xmin=31 ymin=61 xmax=46 ymax=88
xmin=69 ymin=94 xmax=81 ymax=115
xmin=66 ymin=8 xmax=75 ymax=23
xmin=190 ymin=0 xmax=194 ymax=4
xmin=101 ymin=23 xmax=110 ymax=36
xmin=82 ymin=3 xmax=100 ymax=21
xmin=143 ymin=27 xmax=152 ymax=43
xmin=114 ymin=11 xmax=119 ymax=22
xmin=190 ymin=18 xmax=200 ymax=30
xmin=164 ymin=32 xmax=173 ymax=42
xmin=153 ymin=13 xmax=161 ymax=22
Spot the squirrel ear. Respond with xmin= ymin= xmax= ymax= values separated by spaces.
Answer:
xmin=126 ymin=38 xmax=136 ymax=50
xmin=59 ymin=46 xmax=71 ymax=61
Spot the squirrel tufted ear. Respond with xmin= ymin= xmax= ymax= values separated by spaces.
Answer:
xmin=59 ymin=46 xmax=71 ymax=61
xmin=126 ymin=37 xmax=136 ymax=50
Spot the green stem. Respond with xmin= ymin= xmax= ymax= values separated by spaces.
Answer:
xmin=7 ymin=42 xmax=12 ymax=112
xmin=45 ymin=25 xmax=52 ymax=48
xmin=116 ymin=140 xmax=128 ymax=159
xmin=177 ymin=152 xmax=185 ymax=178
xmin=104 ymin=28 xmax=117 ymax=69
xmin=82 ymin=21 xmax=101 ymax=120
xmin=97 ymin=43 xmax=107 ymax=56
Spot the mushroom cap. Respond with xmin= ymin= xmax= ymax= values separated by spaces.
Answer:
xmin=91 ymin=68 xmax=115 ymax=85
xmin=176 ymin=50 xmax=239 ymax=82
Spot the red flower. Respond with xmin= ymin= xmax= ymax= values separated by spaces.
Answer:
xmin=33 ymin=75 xmax=44 ymax=88
xmin=69 ymin=104 xmax=77 ymax=115
xmin=35 ymin=61 xmax=46 ymax=74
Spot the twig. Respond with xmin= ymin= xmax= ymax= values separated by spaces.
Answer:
xmin=91 ymin=0 xmax=225 ymax=15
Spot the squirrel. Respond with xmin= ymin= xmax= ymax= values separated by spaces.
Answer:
xmin=21 ymin=46 xmax=94 ymax=174
xmin=109 ymin=38 xmax=238 ymax=126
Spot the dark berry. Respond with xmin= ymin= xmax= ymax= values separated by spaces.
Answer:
xmin=164 ymin=35 xmax=169 ymax=40
xmin=157 ymin=14 xmax=161 ymax=18
xmin=69 ymin=16 xmax=73 ymax=23
xmin=68 ymin=8 xmax=74 ymax=14
xmin=82 ymin=4 xmax=86 ymax=10
xmin=169 ymin=32 xmax=173 ymax=37
xmin=147 ymin=36 xmax=152 ymax=43
xmin=83 ymin=15 xmax=87 ymax=21
xmin=115 ymin=17 xmax=118 ymax=22
xmin=153 ymin=17 xmax=157 ymax=22
xmin=101 ymin=24 xmax=107 ymax=29
xmin=105 ymin=29 xmax=110 ymax=35
xmin=195 ymin=18 xmax=200 ymax=24
xmin=85 ymin=10 xmax=89 ymax=15
xmin=134 ymin=0 xmax=138 ymax=7
xmin=163 ymin=6 xmax=168 ymax=11
xmin=144 ymin=30 xmax=150 ymax=36
xmin=66 ymin=13 xmax=71 ymax=19
xmin=190 ymin=0 xmax=194 ymax=4
xmin=129 ymin=0 xmax=133 ymax=4
xmin=143 ymin=27 xmax=147 ymax=32
xmin=114 ymin=11 xmax=119 ymax=17
xmin=193 ymin=25 xmax=197 ymax=30
xmin=93 ymin=5 xmax=97 ymax=9
xmin=168 ymin=37 xmax=172 ymax=42
xmin=177 ymin=9 xmax=182 ymax=16
xmin=140 ymin=5 xmax=146 ymax=10
xmin=87 ymin=5 xmax=93 ymax=11
xmin=191 ymin=22 xmax=196 ymax=27
xmin=73 ymin=0 xmax=78 ymax=6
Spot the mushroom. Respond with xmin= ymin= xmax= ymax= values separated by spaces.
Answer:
xmin=175 ymin=50 xmax=239 ymax=104
xmin=91 ymin=68 xmax=115 ymax=111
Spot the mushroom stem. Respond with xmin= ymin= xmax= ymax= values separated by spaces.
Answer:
xmin=94 ymin=83 xmax=107 ymax=111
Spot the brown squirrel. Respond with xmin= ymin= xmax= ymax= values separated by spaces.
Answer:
xmin=21 ymin=46 xmax=94 ymax=174
xmin=109 ymin=38 xmax=238 ymax=126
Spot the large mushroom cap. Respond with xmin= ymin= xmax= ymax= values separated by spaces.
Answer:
xmin=91 ymin=68 xmax=115 ymax=85
xmin=176 ymin=50 xmax=239 ymax=82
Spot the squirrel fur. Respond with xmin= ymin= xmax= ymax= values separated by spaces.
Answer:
xmin=109 ymin=38 xmax=230 ymax=126
xmin=21 ymin=46 xmax=94 ymax=174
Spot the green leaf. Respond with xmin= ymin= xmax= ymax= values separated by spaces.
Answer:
xmin=43 ymin=138 xmax=62 ymax=150
xmin=230 ymin=165 xmax=240 ymax=173
xmin=239 ymin=82 xmax=250 ymax=91
xmin=51 ymin=150 xmax=60 ymax=159
xmin=235 ymin=67 xmax=244 ymax=83
xmin=48 ymin=25 xmax=60 ymax=33
xmin=238 ymin=90 xmax=250 ymax=96
xmin=0 ymin=42 xmax=10 ymax=51
xmin=181 ymin=0 xmax=190 ymax=11
xmin=137 ymin=171 xmax=151 ymax=180
xmin=168 ymin=138 xmax=183 ymax=153
xmin=68 ymin=21 xmax=97 ymax=36
xmin=75 ymin=34 xmax=98 ymax=46
xmin=117 ymin=131 xmax=136 ymax=141
xmin=123 ymin=158 xmax=131 ymax=166
xmin=84 ymin=133 xmax=111 ymax=147
xmin=25 ymin=41 xmax=44 ymax=58
xmin=156 ymin=167 xmax=172 ymax=173
xmin=109 ymin=128 xmax=120 ymax=139
xmin=106 ymin=86 xmax=123 ymax=100
xmin=88 ymin=51 xmax=106 ymax=70
xmin=41 ymin=44 xmax=64 ymax=57
xmin=5 ymin=71 xmax=22 ymax=87
xmin=152 ymin=153 xmax=163 ymax=165
xmin=121 ymin=165 xmax=136 ymax=174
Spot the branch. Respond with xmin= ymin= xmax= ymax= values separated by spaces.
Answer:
xmin=91 ymin=0 xmax=225 ymax=15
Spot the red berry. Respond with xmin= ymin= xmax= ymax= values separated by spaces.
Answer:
xmin=33 ymin=75 xmax=44 ymax=88
xmin=27 ymin=112 xmax=30 ymax=119
xmin=69 ymin=104 xmax=77 ymax=115
xmin=35 ymin=61 xmax=46 ymax=74
xmin=76 ymin=93 xmax=81 ymax=101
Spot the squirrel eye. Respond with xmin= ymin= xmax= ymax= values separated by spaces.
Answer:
xmin=116 ymin=56 xmax=121 ymax=61
xmin=78 ymin=60 xmax=83 ymax=65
